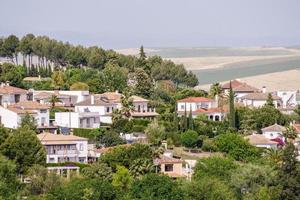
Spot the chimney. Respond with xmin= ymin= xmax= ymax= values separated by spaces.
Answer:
xmin=262 ymin=86 xmax=266 ymax=93
xmin=5 ymin=81 xmax=9 ymax=86
xmin=115 ymin=90 xmax=119 ymax=94
xmin=91 ymin=95 xmax=95 ymax=105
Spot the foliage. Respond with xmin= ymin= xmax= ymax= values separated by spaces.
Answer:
xmin=130 ymin=174 xmax=183 ymax=200
xmin=230 ymin=163 xmax=277 ymax=198
xmin=0 ymin=155 xmax=21 ymax=199
xmin=24 ymin=165 xmax=62 ymax=196
xmin=129 ymin=158 xmax=154 ymax=178
xmin=215 ymin=133 xmax=260 ymax=161
xmin=145 ymin=120 xmax=165 ymax=145
xmin=180 ymin=130 xmax=202 ymax=148
xmin=194 ymin=156 xmax=237 ymax=181
xmin=48 ymin=178 xmax=116 ymax=200
xmin=184 ymin=177 xmax=237 ymax=200
xmin=266 ymin=93 xmax=275 ymax=107
xmin=82 ymin=162 xmax=113 ymax=181
xmin=112 ymin=165 xmax=133 ymax=190
xmin=20 ymin=113 xmax=38 ymax=132
xmin=277 ymin=143 xmax=300 ymax=200
xmin=228 ymin=81 xmax=236 ymax=128
xmin=100 ymin=143 xmax=153 ymax=170
xmin=0 ymin=127 xmax=46 ymax=174
xmin=201 ymin=138 xmax=218 ymax=152
xmin=0 ymin=63 xmax=25 ymax=87
xmin=73 ymin=128 xmax=103 ymax=140
xmin=70 ymin=82 xmax=89 ymax=90
xmin=101 ymin=131 xmax=126 ymax=147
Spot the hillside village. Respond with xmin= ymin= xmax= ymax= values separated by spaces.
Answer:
xmin=0 ymin=35 xmax=300 ymax=199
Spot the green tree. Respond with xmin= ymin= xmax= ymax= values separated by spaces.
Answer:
xmin=283 ymin=126 xmax=297 ymax=142
xmin=0 ymin=63 xmax=25 ymax=87
xmin=294 ymin=105 xmax=300 ymax=122
xmin=180 ymin=130 xmax=201 ymax=148
xmin=133 ymin=68 xmax=153 ymax=97
xmin=209 ymin=82 xmax=222 ymax=98
xmin=103 ymin=62 xmax=128 ymax=92
xmin=188 ymin=106 xmax=193 ymax=130
xmin=0 ymin=125 xmax=10 ymax=146
xmin=139 ymin=45 xmax=146 ymax=60
xmin=20 ymin=112 xmax=38 ymax=132
xmin=2 ymin=35 xmax=19 ymax=64
xmin=19 ymin=33 xmax=35 ymax=67
xmin=228 ymin=81 xmax=236 ymax=128
xmin=0 ymin=127 xmax=46 ymax=174
xmin=24 ymin=165 xmax=62 ymax=196
xmin=0 ymin=155 xmax=21 ymax=199
xmin=49 ymin=95 xmax=62 ymax=108
xmin=51 ymin=70 xmax=67 ymax=89
xmin=145 ymin=120 xmax=165 ymax=145
xmin=215 ymin=133 xmax=260 ymax=161
xmin=184 ymin=177 xmax=237 ymax=200
xmin=101 ymin=131 xmax=126 ymax=147
xmin=70 ymin=82 xmax=89 ymax=91
xmin=112 ymin=165 xmax=133 ymax=190
xmin=266 ymin=93 xmax=275 ymax=107
xmin=129 ymin=158 xmax=154 ymax=178
xmin=277 ymin=143 xmax=300 ymax=200
xmin=230 ymin=163 xmax=277 ymax=199
xmin=87 ymin=47 xmax=106 ymax=69
xmin=82 ymin=162 xmax=113 ymax=181
xmin=194 ymin=156 xmax=237 ymax=181
xmin=130 ymin=173 xmax=183 ymax=200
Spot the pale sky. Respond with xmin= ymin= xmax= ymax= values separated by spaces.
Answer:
xmin=0 ymin=0 xmax=300 ymax=48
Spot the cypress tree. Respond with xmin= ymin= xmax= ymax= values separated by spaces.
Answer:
xmin=139 ymin=45 xmax=146 ymax=60
xmin=229 ymin=81 xmax=236 ymax=128
xmin=266 ymin=93 xmax=275 ymax=107
xmin=183 ymin=103 xmax=188 ymax=131
xmin=188 ymin=105 xmax=193 ymax=130
xmin=174 ymin=104 xmax=179 ymax=132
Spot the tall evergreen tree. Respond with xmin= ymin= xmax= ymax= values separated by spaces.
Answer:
xmin=229 ymin=81 xmax=236 ymax=128
xmin=139 ymin=45 xmax=146 ymax=60
xmin=173 ymin=104 xmax=179 ymax=132
xmin=189 ymin=105 xmax=193 ymax=130
xmin=266 ymin=93 xmax=275 ymax=107
xmin=183 ymin=103 xmax=188 ymax=131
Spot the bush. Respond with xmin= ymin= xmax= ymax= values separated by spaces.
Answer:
xmin=180 ymin=130 xmax=202 ymax=148
xmin=215 ymin=133 xmax=260 ymax=161
xmin=73 ymin=128 xmax=103 ymax=140
xmin=132 ymin=125 xmax=145 ymax=132
xmin=201 ymin=138 xmax=218 ymax=152
xmin=132 ymin=119 xmax=150 ymax=127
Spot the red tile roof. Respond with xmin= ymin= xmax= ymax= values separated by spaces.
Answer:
xmin=0 ymin=85 xmax=27 ymax=94
xmin=155 ymin=155 xmax=183 ymax=164
xmin=241 ymin=93 xmax=281 ymax=100
xmin=178 ymin=97 xmax=214 ymax=103
xmin=221 ymin=80 xmax=244 ymax=89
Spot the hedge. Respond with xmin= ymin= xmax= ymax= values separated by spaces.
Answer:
xmin=73 ymin=128 xmax=99 ymax=140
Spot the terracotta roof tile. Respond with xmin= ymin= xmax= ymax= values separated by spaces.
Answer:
xmin=178 ymin=97 xmax=214 ymax=103
xmin=261 ymin=124 xmax=286 ymax=132
xmin=155 ymin=155 xmax=183 ymax=164
xmin=0 ymin=85 xmax=27 ymax=94
xmin=241 ymin=93 xmax=281 ymax=100
xmin=232 ymin=83 xmax=260 ymax=92
xmin=221 ymin=80 xmax=244 ymax=89
xmin=37 ymin=133 xmax=88 ymax=144
xmin=245 ymin=134 xmax=278 ymax=145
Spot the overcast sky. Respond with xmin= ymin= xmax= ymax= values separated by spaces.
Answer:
xmin=1 ymin=0 xmax=300 ymax=49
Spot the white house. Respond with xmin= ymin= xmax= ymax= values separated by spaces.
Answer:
xmin=221 ymin=79 xmax=260 ymax=99
xmin=33 ymin=90 xmax=90 ymax=107
xmin=240 ymin=93 xmax=282 ymax=108
xmin=245 ymin=134 xmax=278 ymax=149
xmin=177 ymin=97 xmax=226 ymax=121
xmin=0 ymin=101 xmax=50 ymax=129
xmin=0 ymin=83 xmax=29 ymax=105
xmin=55 ymin=111 xmax=100 ymax=128
xmin=130 ymin=95 xmax=159 ymax=119
xmin=37 ymin=133 xmax=88 ymax=163
xmin=75 ymin=91 xmax=158 ymax=124
xmin=261 ymin=124 xmax=286 ymax=141
xmin=276 ymin=90 xmax=300 ymax=108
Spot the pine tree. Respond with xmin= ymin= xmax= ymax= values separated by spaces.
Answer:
xmin=229 ymin=81 xmax=236 ymax=128
xmin=139 ymin=45 xmax=146 ymax=60
xmin=174 ymin=104 xmax=179 ymax=132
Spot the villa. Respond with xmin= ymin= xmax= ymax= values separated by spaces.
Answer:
xmin=0 ymin=82 xmax=31 ymax=105
xmin=177 ymin=97 xmax=226 ymax=121
xmin=0 ymin=101 xmax=50 ymax=130
xmin=221 ymin=79 xmax=260 ymax=99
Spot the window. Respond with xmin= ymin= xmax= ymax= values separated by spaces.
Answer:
xmin=106 ymin=107 xmax=110 ymax=113
xmin=79 ymin=157 xmax=85 ymax=163
xmin=79 ymin=144 xmax=84 ymax=151
xmin=181 ymin=105 xmax=184 ymax=110
xmin=15 ymin=94 xmax=20 ymax=103
xmin=40 ymin=109 xmax=47 ymax=113
xmin=165 ymin=164 xmax=173 ymax=172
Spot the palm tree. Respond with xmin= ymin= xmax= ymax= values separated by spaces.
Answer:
xmin=129 ymin=158 xmax=154 ymax=178
xmin=49 ymin=95 xmax=61 ymax=108
xmin=283 ymin=126 xmax=297 ymax=142
xmin=120 ymin=90 xmax=134 ymax=119
xmin=265 ymin=148 xmax=283 ymax=165
xmin=209 ymin=82 xmax=222 ymax=98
